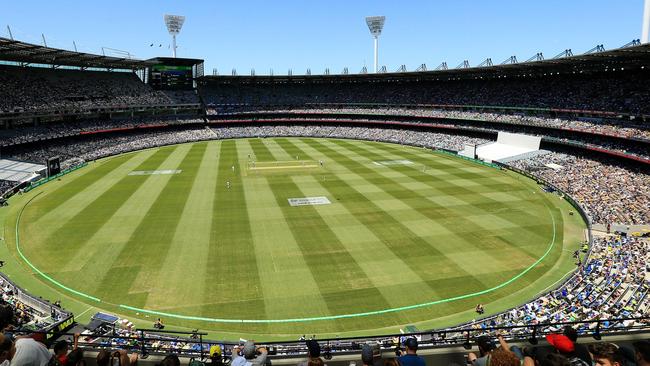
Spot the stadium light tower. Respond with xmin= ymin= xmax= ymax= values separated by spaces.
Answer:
xmin=643 ymin=0 xmax=650 ymax=43
xmin=365 ymin=16 xmax=385 ymax=73
xmin=164 ymin=14 xmax=186 ymax=58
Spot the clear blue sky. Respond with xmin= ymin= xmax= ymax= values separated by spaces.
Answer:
xmin=1 ymin=1 xmax=645 ymax=75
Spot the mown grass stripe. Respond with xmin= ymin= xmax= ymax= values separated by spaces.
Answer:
xmin=201 ymin=140 xmax=267 ymax=320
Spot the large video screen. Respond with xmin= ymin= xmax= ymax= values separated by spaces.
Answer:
xmin=149 ymin=64 xmax=193 ymax=90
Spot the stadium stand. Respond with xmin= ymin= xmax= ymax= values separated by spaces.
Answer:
xmin=510 ymin=153 xmax=650 ymax=225
xmin=0 ymin=65 xmax=172 ymax=113
xmin=238 ymin=107 xmax=650 ymax=140
xmin=199 ymin=69 xmax=650 ymax=115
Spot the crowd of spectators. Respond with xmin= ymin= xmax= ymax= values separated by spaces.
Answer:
xmin=5 ymin=127 xmax=214 ymax=166
xmin=0 ymin=180 xmax=16 ymax=197
xmin=0 ymin=116 xmax=204 ymax=147
xmin=211 ymin=110 xmax=649 ymax=159
xmin=210 ymin=124 xmax=489 ymax=151
xmin=447 ymin=235 xmax=649 ymax=336
xmin=0 ymin=276 xmax=61 ymax=332
xmin=510 ymin=153 xmax=649 ymax=225
xmin=161 ymin=90 xmax=202 ymax=105
xmin=0 ymin=65 xmax=174 ymax=113
xmin=241 ymin=107 xmax=650 ymax=141
xmin=199 ymin=69 xmax=650 ymax=115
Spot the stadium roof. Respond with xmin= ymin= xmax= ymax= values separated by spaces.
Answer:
xmin=200 ymin=42 xmax=650 ymax=83
xmin=0 ymin=37 xmax=155 ymax=69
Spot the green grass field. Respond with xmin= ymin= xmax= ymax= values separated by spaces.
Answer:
xmin=0 ymin=138 xmax=586 ymax=340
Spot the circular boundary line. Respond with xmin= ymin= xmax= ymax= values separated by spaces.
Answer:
xmin=15 ymin=151 xmax=558 ymax=324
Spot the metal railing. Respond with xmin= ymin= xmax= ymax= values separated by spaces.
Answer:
xmin=29 ymin=317 xmax=649 ymax=359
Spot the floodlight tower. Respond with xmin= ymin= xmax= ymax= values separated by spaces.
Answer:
xmin=365 ymin=16 xmax=385 ymax=73
xmin=643 ymin=0 xmax=650 ymax=43
xmin=164 ymin=14 xmax=186 ymax=58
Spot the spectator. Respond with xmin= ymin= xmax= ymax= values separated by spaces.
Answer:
xmin=633 ymin=341 xmax=650 ymax=366
xmin=562 ymin=327 xmax=591 ymax=365
xmin=96 ymin=349 xmax=138 ymax=366
xmin=397 ymin=338 xmax=425 ymax=366
xmin=528 ymin=353 xmax=570 ymax=366
xmin=361 ymin=344 xmax=376 ymax=366
xmin=383 ymin=359 xmax=400 ymax=366
xmin=10 ymin=336 xmax=52 ymax=366
xmin=468 ymin=336 xmax=496 ymax=366
xmin=299 ymin=340 xmax=326 ymax=366
xmin=53 ymin=333 xmax=81 ymax=366
xmin=243 ymin=340 xmax=267 ymax=366
xmin=0 ymin=333 xmax=13 ymax=366
xmin=588 ymin=343 xmax=626 ymax=366
xmin=65 ymin=349 xmax=85 ymax=366
xmin=309 ymin=358 xmax=324 ymax=366
xmin=487 ymin=347 xmax=520 ymax=366
xmin=544 ymin=334 xmax=589 ymax=366
xmin=0 ymin=306 xmax=14 ymax=332
xmin=53 ymin=340 xmax=70 ymax=365
xmin=159 ymin=354 xmax=181 ymax=366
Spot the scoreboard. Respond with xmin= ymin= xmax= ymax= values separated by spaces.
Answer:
xmin=146 ymin=57 xmax=204 ymax=90
xmin=150 ymin=64 xmax=193 ymax=90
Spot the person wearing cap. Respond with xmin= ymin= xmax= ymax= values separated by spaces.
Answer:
xmin=242 ymin=341 xmax=267 ymax=366
xmin=397 ymin=338 xmax=424 ymax=366
xmin=562 ymin=326 xmax=591 ymax=365
xmin=545 ymin=334 xmax=589 ymax=366
xmin=298 ymin=340 xmax=327 ymax=366
xmin=633 ymin=340 xmax=650 ymax=366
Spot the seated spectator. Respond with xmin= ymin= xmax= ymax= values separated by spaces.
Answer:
xmin=96 ymin=349 xmax=138 ymax=366
xmin=561 ymin=327 xmax=591 ymax=365
xmin=383 ymin=359 xmax=400 ymax=366
xmin=11 ymin=335 xmax=52 ymax=366
xmin=299 ymin=340 xmax=325 ymax=366
xmin=634 ymin=341 xmax=650 ymax=366
xmin=309 ymin=357 xmax=324 ymax=366
xmin=246 ymin=340 xmax=268 ymax=366
xmin=0 ymin=333 xmax=13 ymax=366
xmin=65 ymin=349 xmax=85 ymax=366
xmin=487 ymin=347 xmax=520 ymax=366
xmin=587 ymin=343 xmax=628 ymax=366
xmin=0 ymin=306 xmax=14 ymax=333
xmin=526 ymin=353 xmax=570 ymax=366
xmin=468 ymin=336 xmax=496 ymax=366
xmin=159 ymin=354 xmax=181 ymax=366
xmin=53 ymin=340 xmax=70 ymax=365
xmin=397 ymin=338 xmax=425 ymax=366
xmin=361 ymin=344 xmax=382 ymax=366
xmin=53 ymin=333 xmax=81 ymax=366
xmin=544 ymin=333 xmax=589 ymax=366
